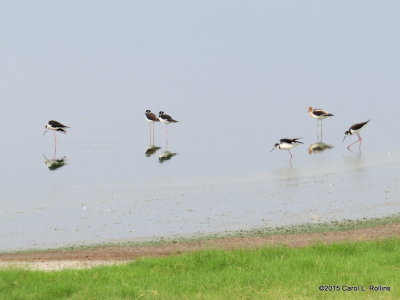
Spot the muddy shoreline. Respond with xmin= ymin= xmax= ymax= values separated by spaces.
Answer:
xmin=1 ymin=216 xmax=400 ymax=270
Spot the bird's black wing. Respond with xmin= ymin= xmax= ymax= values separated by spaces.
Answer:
xmin=292 ymin=138 xmax=304 ymax=143
xmin=280 ymin=138 xmax=303 ymax=144
xmin=162 ymin=114 xmax=178 ymax=122
xmin=350 ymin=120 xmax=370 ymax=131
xmin=280 ymin=138 xmax=294 ymax=143
xmin=49 ymin=120 xmax=69 ymax=128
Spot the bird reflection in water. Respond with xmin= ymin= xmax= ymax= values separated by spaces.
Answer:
xmin=159 ymin=151 xmax=178 ymax=163
xmin=308 ymin=142 xmax=334 ymax=155
xmin=43 ymin=154 xmax=67 ymax=171
xmin=145 ymin=145 xmax=161 ymax=157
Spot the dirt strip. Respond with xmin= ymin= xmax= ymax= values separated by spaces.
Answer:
xmin=1 ymin=222 xmax=400 ymax=265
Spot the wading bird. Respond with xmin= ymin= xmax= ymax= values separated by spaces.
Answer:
xmin=270 ymin=138 xmax=303 ymax=162
xmin=43 ymin=120 xmax=69 ymax=155
xmin=145 ymin=110 xmax=159 ymax=143
xmin=44 ymin=120 xmax=69 ymax=143
xmin=308 ymin=107 xmax=334 ymax=139
xmin=159 ymin=111 xmax=178 ymax=137
xmin=343 ymin=120 xmax=370 ymax=150
xmin=308 ymin=106 xmax=334 ymax=123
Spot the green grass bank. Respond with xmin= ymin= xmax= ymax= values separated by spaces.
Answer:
xmin=1 ymin=238 xmax=399 ymax=299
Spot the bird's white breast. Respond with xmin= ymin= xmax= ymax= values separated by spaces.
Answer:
xmin=279 ymin=142 xmax=296 ymax=150
xmin=159 ymin=118 xmax=170 ymax=124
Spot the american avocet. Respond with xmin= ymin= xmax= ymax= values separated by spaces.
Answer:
xmin=308 ymin=106 xmax=334 ymax=136
xmin=343 ymin=120 xmax=370 ymax=149
xmin=308 ymin=107 xmax=334 ymax=121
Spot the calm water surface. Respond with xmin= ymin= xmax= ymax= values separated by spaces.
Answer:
xmin=0 ymin=99 xmax=399 ymax=251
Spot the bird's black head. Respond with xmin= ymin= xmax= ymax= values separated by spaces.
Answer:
xmin=344 ymin=130 xmax=351 ymax=136
xmin=269 ymin=143 xmax=280 ymax=153
xmin=159 ymin=111 xmax=164 ymax=116
xmin=146 ymin=110 xmax=151 ymax=113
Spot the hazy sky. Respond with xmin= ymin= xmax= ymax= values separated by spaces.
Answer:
xmin=1 ymin=1 xmax=399 ymax=143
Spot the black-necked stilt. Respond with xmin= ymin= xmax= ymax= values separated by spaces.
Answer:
xmin=159 ymin=111 xmax=178 ymax=138
xmin=145 ymin=110 xmax=159 ymax=144
xmin=270 ymin=138 xmax=303 ymax=161
xmin=44 ymin=120 xmax=69 ymax=134
xmin=159 ymin=111 xmax=178 ymax=125
xmin=343 ymin=120 xmax=370 ymax=149
xmin=44 ymin=120 xmax=69 ymax=144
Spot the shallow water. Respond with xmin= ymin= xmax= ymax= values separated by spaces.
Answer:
xmin=1 ymin=2 xmax=400 ymax=250
xmin=0 ymin=129 xmax=399 ymax=251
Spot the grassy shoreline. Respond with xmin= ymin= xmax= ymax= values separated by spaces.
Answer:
xmin=1 ymin=238 xmax=399 ymax=299
xmin=2 ymin=213 xmax=400 ymax=255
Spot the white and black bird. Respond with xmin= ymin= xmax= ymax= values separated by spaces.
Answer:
xmin=145 ymin=110 xmax=160 ymax=143
xmin=145 ymin=109 xmax=160 ymax=123
xmin=343 ymin=120 xmax=370 ymax=149
xmin=159 ymin=111 xmax=178 ymax=137
xmin=44 ymin=120 xmax=69 ymax=142
xmin=270 ymin=138 xmax=303 ymax=161
xmin=159 ymin=111 xmax=178 ymax=125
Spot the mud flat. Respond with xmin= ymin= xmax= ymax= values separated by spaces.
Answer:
xmin=1 ymin=216 xmax=400 ymax=271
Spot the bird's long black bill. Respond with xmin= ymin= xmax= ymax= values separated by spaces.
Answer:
xmin=342 ymin=135 xmax=347 ymax=142
xmin=269 ymin=148 xmax=275 ymax=153
xmin=43 ymin=130 xmax=48 ymax=136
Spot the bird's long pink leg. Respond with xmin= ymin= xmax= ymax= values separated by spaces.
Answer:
xmin=53 ymin=131 xmax=57 ymax=158
xmin=320 ymin=120 xmax=323 ymax=139
xmin=347 ymin=134 xmax=362 ymax=150
xmin=288 ymin=150 xmax=293 ymax=166
xmin=357 ymin=133 xmax=362 ymax=150
xmin=153 ymin=123 xmax=156 ymax=144
xmin=149 ymin=123 xmax=152 ymax=144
